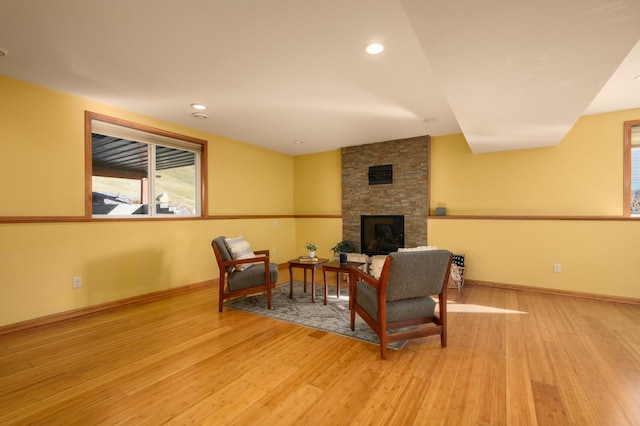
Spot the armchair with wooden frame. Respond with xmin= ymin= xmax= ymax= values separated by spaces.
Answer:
xmin=349 ymin=249 xmax=452 ymax=359
xmin=211 ymin=236 xmax=279 ymax=312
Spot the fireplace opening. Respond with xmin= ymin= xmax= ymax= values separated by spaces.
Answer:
xmin=361 ymin=215 xmax=404 ymax=256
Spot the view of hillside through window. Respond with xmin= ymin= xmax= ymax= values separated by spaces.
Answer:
xmin=92 ymin=163 xmax=196 ymax=215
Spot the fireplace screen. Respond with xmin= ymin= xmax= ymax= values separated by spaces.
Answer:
xmin=361 ymin=215 xmax=404 ymax=256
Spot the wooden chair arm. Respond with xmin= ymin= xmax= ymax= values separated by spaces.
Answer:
xmin=349 ymin=265 xmax=380 ymax=289
xmin=253 ymin=249 xmax=270 ymax=259
xmin=221 ymin=252 xmax=269 ymax=268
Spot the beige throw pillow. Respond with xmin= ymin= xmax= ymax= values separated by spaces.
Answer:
xmin=224 ymin=236 xmax=257 ymax=271
xmin=397 ymin=246 xmax=438 ymax=252
xmin=347 ymin=253 xmax=369 ymax=273
xmin=369 ymin=255 xmax=388 ymax=279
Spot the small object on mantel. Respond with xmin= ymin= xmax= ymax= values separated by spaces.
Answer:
xmin=435 ymin=207 xmax=446 ymax=216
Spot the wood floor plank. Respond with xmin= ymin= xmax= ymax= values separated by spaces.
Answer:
xmin=505 ymin=316 xmax=538 ymax=424
xmin=0 ymin=272 xmax=638 ymax=425
xmin=531 ymin=380 xmax=569 ymax=424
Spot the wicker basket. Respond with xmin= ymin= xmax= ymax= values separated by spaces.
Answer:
xmin=447 ymin=264 xmax=466 ymax=290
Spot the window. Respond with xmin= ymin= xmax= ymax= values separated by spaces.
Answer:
xmin=623 ymin=119 xmax=640 ymax=216
xmin=86 ymin=112 xmax=207 ymax=218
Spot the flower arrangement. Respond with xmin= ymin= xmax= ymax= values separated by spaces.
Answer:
xmin=305 ymin=242 xmax=318 ymax=251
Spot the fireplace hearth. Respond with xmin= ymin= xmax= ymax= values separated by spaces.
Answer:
xmin=361 ymin=215 xmax=404 ymax=256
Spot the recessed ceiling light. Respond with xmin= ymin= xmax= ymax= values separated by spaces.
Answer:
xmin=635 ymin=73 xmax=640 ymax=81
xmin=191 ymin=103 xmax=207 ymax=110
xmin=293 ymin=140 xmax=304 ymax=144
xmin=191 ymin=112 xmax=208 ymax=119
xmin=364 ymin=42 xmax=384 ymax=55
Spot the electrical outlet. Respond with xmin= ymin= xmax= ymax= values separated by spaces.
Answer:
xmin=73 ymin=276 xmax=82 ymax=289
xmin=272 ymin=247 xmax=277 ymax=254
xmin=553 ymin=264 xmax=561 ymax=273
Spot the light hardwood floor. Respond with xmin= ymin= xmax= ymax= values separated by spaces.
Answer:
xmin=1 ymin=270 xmax=639 ymax=425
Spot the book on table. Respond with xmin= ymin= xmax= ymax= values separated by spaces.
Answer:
xmin=298 ymin=256 xmax=319 ymax=262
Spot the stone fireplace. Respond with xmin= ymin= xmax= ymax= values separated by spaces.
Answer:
xmin=341 ymin=135 xmax=429 ymax=253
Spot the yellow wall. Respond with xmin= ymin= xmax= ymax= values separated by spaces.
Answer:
xmin=0 ymin=219 xmax=296 ymax=325
xmin=2 ymin=72 xmax=638 ymax=328
xmin=429 ymin=108 xmax=640 ymax=299
xmin=0 ymin=75 xmax=297 ymax=326
xmin=430 ymin=111 xmax=625 ymax=216
xmin=210 ymin=139 xmax=294 ymax=215
xmin=294 ymin=218 xmax=343 ymax=259
xmin=293 ymin=150 xmax=343 ymax=258
xmin=1 ymin=77 xmax=92 ymax=216
xmin=293 ymin=150 xmax=342 ymax=215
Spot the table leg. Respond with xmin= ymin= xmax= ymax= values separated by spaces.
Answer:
xmin=349 ymin=275 xmax=354 ymax=311
xmin=311 ymin=268 xmax=316 ymax=303
xmin=323 ymin=268 xmax=328 ymax=305
xmin=303 ymin=269 xmax=307 ymax=292
xmin=336 ymin=273 xmax=341 ymax=298
xmin=289 ymin=265 xmax=294 ymax=299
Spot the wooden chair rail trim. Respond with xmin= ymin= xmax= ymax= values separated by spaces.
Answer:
xmin=5 ymin=213 xmax=640 ymax=224
xmin=428 ymin=214 xmax=640 ymax=221
xmin=0 ymin=214 xmax=330 ymax=224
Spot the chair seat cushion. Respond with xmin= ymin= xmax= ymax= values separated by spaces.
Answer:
xmin=228 ymin=262 xmax=279 ymax=291
xmin=356 ymin=280 xmax=436 ymax=323
xmin=387 ymin=297 xmax=436 ymax=323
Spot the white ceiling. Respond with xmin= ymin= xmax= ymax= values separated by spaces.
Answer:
xmin=0 ymin=0 xmax=639 ymax=156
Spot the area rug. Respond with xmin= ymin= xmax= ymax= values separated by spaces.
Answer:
xmin=224 ymin=280 xmax=406 ymax=350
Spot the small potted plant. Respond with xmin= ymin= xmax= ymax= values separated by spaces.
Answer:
xmin=305 ymin=242 xmax=318 ymax=258
xmin=331 ymin=240 xmax=356 ymax=263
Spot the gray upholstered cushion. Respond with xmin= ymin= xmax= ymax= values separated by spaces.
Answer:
xmin=386 ymin=250 xmax=451 ymax=301
xmin=355 ymin=249 xmax=451 ymax=324
xmin=386 ymin=297 xmax=436 ymax=323
xmin=355 ymin=280 xmax=378 ymax=320
xmin=356 ymin=281 xmax=437 ymax=323
xmin=213 ymin=236 xmax=234 ymax=273
xmin=228 ymin=262 xmax=279 ymax=291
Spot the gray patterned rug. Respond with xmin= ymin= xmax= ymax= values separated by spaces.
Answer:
xmin=224 ymin=280 xmax=405 ymax=350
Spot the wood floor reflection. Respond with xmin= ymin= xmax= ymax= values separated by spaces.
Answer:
xmin=1 ymin=269 xmax=639 ymax=425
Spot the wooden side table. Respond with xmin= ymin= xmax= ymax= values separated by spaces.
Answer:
xmin=288 ymin=258 xmax=329 ymax=303
xmin=322 ymin=260 xmax=366 ymax=305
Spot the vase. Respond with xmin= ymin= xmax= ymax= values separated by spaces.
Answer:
xmin=309 ymin=250 xmax=316 ymax=258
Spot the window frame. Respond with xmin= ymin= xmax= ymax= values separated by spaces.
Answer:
xmin=623 ymin=119 xmax=640 ymax=217
xmin=85 ymin=111 xmax=208 ymax=219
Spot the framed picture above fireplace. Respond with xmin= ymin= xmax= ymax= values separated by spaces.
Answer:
xmin=361 ymin=215 xmax=404 ymax=256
